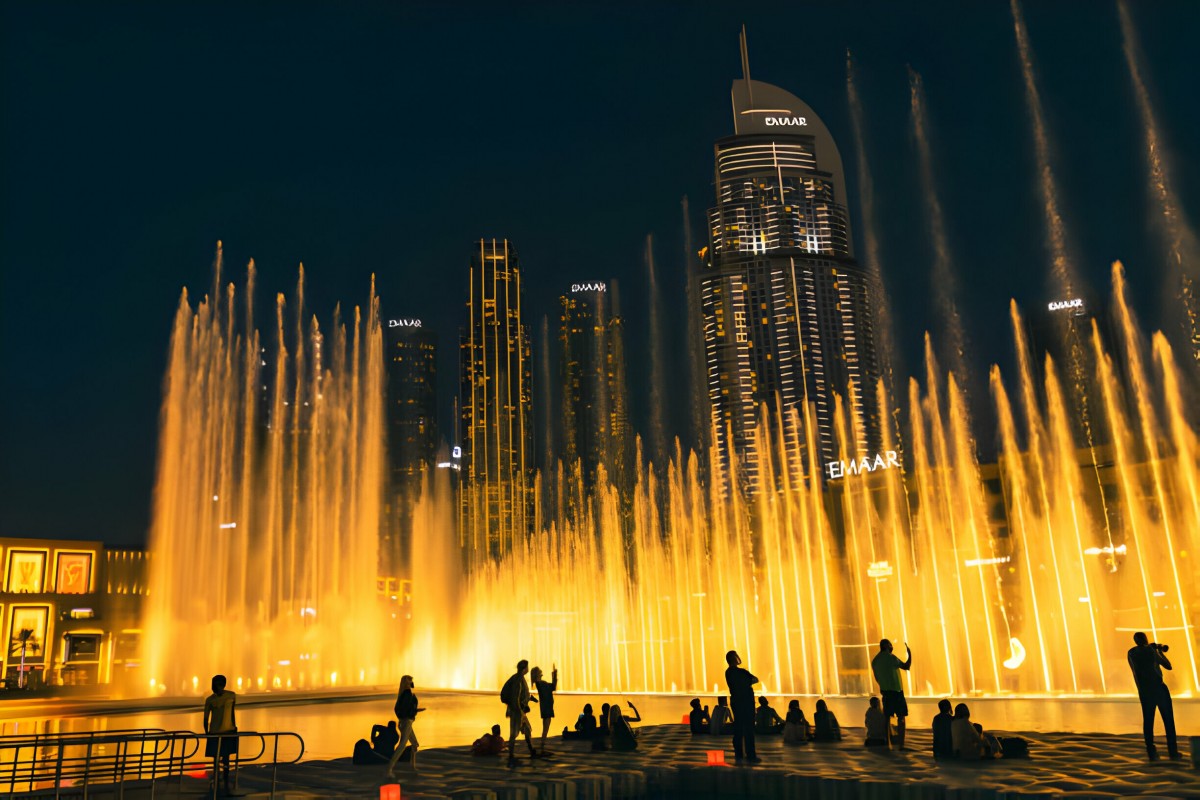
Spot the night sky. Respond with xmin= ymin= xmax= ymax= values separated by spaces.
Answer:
xmin=2 ymin=2 xmax=1198 ymax=547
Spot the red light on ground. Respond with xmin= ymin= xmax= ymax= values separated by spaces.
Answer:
xmin=706 ymin=750 xmax=726 ymax=766
xmin=380 ymin=784 xmax=400 ymax=800
xmin=681 ymin=714 xmax=690 ymax=724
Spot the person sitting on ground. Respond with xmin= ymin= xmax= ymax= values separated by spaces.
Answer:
xmin=372 ymin=720 xmax=399 ymax=758
xmin=610 ymin=701 xmax=642 ymax=752
xmin=689 ymin=698 xmax=711 ymax=735
xmin=950 ymin=703 xmax=998 ymax=760
xmin=710 ymin=696 xmax=734 ymax=735
xmin=590 ymin=702 xmax=612 ymax=751
xmin=472 ymin=724 xmax=506 ymax=756
xmin=864 ymin=696 xmax=889 ymax=747
xmin=813 ymin=699 xmax=842 ymax=742
xmin=932 ymin=699 xmax=954 ymax=759
xmin=754 ymin=696 xmax=785 ymax=734
xmin=783 ymin=700 xmax=811 ymax=745
xmin=563 ymin=703 xmax=598 ymax=740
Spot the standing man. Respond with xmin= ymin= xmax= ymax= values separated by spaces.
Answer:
xmin=202 ymin=674 xmax=238 ymax=794
xmin=501 ymin=659 xmax=538 ymax=767
xmin=871 ymin=639 xmax=912 ymax=748
xmin=724 ymin=650 xmax=761 ymax=764
xmin=1127 ymin=632 xmax=1180 ymax=760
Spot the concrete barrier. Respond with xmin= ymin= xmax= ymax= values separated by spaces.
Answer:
xmin=446 ymin=789 xmax=497 ymax=800
xmin=568 ymin=773 xmax=612 ymax=800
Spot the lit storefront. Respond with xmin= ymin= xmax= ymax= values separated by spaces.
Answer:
xmin=0 ymin=538 xmax=146 ymax=689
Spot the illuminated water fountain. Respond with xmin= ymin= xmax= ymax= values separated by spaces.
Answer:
xmin=144 ymin=245 xmax=391 ymax=694
xmin=413 ymin=264 xmax=1197 ymax=697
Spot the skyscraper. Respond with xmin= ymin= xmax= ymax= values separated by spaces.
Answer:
xmin=459 ymin=239 xmax=534 ymax=560
xmin=381 ymin=316 xmax=437 ymax=574
xmin=558 ymin=280 xmax=632 ymax=501
xmin=700 ymin=60 xmax=884 ymax=493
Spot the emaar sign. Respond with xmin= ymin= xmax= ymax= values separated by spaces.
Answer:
xmin=826 ymin=451 xmax=901 ymax=480
xmin=388 ymin=319 xmax=422 ymax=328
xmin=764 ymin=117 xmax=807 ymax=127
xmin=571 ymin=282 xmax=607 ymax=293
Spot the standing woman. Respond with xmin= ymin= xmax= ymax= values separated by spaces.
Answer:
xmin=530 ymin=664 xmax=558 ymax=755
xmin=386 ymin=675 xmax=425 ymax=775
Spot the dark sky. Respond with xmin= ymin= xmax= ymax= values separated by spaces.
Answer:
xmin=3 ymin=2 xmax=1198 ymax=546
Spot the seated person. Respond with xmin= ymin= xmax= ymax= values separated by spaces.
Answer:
xmin=754 ymin=696 xmax=785 ymax=734
xmin=783 ymin=699 xmax=811 ymax=745
xmin=709 ymin=696 xmax=734 ymax=735
xmin=610 ymin=701 xmax=641 ymax=752
xmin=688 ymin=698 xmax=711 ymax=734
xmin=371 ymin=720 xmax=399 ymax=758
xmin=563 ymin=703 xmax=598 ymax=739
xmin=812 ymin=699 xmax=842 ymax=742
xmin=471 ymin=724 xmax=506 ymax=756
xmin=591 ymin=702 xmax=612 ymax=751
xmin=950 ymin=703 xmax=998 ymax=760
xmin=864 ymin=696 xmax=888 ymax=746
xmin=931 ymin=699 xmax=954 ymax=759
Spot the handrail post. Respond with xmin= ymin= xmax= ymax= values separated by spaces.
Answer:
xmin=82 ymin=740 xmax=92 ymax=800
xmin=54 ymin=737 xmax=65 ymax=800
xmin=271 ymin=734 xmax=280 ymax=799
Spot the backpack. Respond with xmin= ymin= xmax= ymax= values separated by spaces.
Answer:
xmin=999 ymin=736 xmax=1029 ymax=758
xmin=500 ymin=676 xmax=514 ymax=706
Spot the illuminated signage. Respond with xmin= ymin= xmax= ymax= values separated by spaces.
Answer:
xmin=388 ymin=319 xmax=422 ymax=328
xmin=571 ymin=283 xmax=607 ymax=293
xmin=867 ymin=561 xmax=893 ymax=578
xmin=826 ymin=451 xmax=900 ymax=480
xmin=1047 ymin=298 xmax=1083 ymax=312
xmin=963 ymin=556 xmax=1011 ymax=568
xmin=764 ymin=117 xmax=807 ymax=127
xmin=452 ymin=446 xmax=462 ymax=459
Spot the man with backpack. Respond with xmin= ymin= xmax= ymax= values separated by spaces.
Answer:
xmin=501 ymin=659 xmax=538 ymax=767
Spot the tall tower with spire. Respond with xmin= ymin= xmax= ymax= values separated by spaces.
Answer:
xmin=698 ymin=31 xmax=884 ymax=492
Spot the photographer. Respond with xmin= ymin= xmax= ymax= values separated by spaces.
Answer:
xmin=1126 ymin=632 xmax=1180 ymax=761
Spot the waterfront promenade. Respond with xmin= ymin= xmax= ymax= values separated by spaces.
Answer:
xmin=221 ymin=723 xmax=1197 ymax=800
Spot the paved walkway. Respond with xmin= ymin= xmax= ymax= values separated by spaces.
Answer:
xmin=216 ymin=724 xmax=1198 ymax=800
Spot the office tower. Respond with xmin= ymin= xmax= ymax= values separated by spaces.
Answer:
xmin=459 ymin=239 xmax=534 ymax=559
xmin=700 ymin=65 xmax=884 ymax=493
xmin=558 ymin=280 xmax=632 ymax=500
xmin=381 ymin=316 xmax=437 ymax=574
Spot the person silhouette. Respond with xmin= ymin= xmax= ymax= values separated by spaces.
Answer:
xmin=202 ymin=675 xmax=238 ymax=793
xmin=386 ymin=675 xmax=425 ymax=775
xmin=724 ymin=650 xmax=760 ymax=763
xmin=871 ymin=639 xmax=912 ymax=747
xmin=689 ymin=698 xmax=711 ymax=734
xmin=530 ymin=664 xmax=558 ymax=755
xmin=1127 ymin=632 xmax=1180 ymax=760
xmin=501 ymin=660 xmax=537 ymax=766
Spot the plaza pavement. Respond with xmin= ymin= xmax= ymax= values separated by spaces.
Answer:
xmin=215 ymin=724 xmax=1198 ymax=800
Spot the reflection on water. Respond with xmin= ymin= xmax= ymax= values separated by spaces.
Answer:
xmin=0 ymin=694 xmax=1183 ymax=761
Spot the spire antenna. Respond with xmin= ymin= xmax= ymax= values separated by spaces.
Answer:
xmin=739 ymin=25 xmax=754 ymax=106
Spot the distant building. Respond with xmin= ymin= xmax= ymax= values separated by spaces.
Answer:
xmin=558 ymin=280 xmax=632 ymax=500
xmin=699 ymin=67 xmax=884 ymax=494
xmin=459 ymin=239 xmax=534 ymax=560
xmin=0 ymin=538 xmax=146 ymax=689
xmin=381 ymin=317 xmax=437 ymax=575
xmin=1023 ymin=293 xmax=1121 ymax=446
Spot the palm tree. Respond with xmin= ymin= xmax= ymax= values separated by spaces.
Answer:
xmin=14 ymin=628 xmax=40 ymax=689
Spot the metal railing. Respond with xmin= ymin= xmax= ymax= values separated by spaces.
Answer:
xmin=0 ymin=728 xmax=305 ymax=799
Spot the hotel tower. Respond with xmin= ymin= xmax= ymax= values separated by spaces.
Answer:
xmin=700 ymin=54 xmax=884 ymax=493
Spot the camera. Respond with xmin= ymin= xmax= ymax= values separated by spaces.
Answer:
xmin=1152 ymin=643 xmax=1169 ymax=653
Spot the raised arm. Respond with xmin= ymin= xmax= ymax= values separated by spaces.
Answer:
xmin=626 ymin=701 xmax=642 ymax=722
xmin=900 ymin=643 xmax=912 ymax=670
xmin=1157 ymin=648 xmax=1173 ymax=671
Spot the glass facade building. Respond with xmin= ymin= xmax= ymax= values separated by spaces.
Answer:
xmin=700 ymin=77 xmax=884 ymax=493
xmin=459 ymin=239 xmax=534 ymax=560
xmin=382 ymin=318 xmax=437 ymax=574
xmin=558 ymin=281 xmax=632 ymax=502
